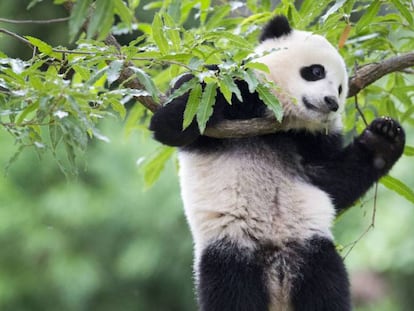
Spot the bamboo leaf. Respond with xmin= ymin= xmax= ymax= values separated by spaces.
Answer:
xmin=25 ymin=36 xmax=61 ymax=59
xmin=163 ymin=14 xmax=181 ymax=51
xmin=199 ymin=0 xmax=211 ymax=24
xmin=130 ymin=67 xmax=160 ymax=102
xmin=404 ymin=145 xmax=414 ymax=157
xmin=183 ymin=83 xmax=202 ymax=130
xmin=141 ymin=146 xmax=175 ymax=188
xmin=114 ymin=0 xmax=134 ymax=25
xmin=16 ymin=102 xmax=39 ymax=125
xmin=240 ymin=69 xmax=259 ymax=94
xmin=205 ymin=4 xmax=231 ymax=30
xmin=381 ymin=175 xmax=414 ymax=205
xmin=356 ymin=0 xmax=381 ymax=32
xmin=87 ymin=0 xmax=115 ymax=39
xmin=256 ymin=84 xmax=283 ymax=121
xmin=152 ymin=13 xmax=169 ymax=54
xmin=197 ymin=82 xmax=217 ymax=133
xmin=69 ymin=0 xmax=93 ymax=42
xmin=107 ymin=60 xmax=124 ymax=86
xmin=244 ymin=62 xmax=270 ymax=73
xmin=221 ymin=75 xmax=242 ymax=102
xmin=391 ymin=0 xmax=414 ymax=26
xmin=166 ymin=77 xmax=198 ymax=103
xmin=218 ymin=79 xmax=232 ymax=104
xmin=320 ymin=0 xmax=347 ymax=23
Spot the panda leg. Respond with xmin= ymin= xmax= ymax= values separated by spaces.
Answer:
xmin=198 ymin=238 xmax=269 ymax=311
xmin=290 ymin=238 xmax=351 ymax=311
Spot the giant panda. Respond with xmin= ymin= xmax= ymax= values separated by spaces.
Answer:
xmin=149 ymin=16 xmax=405 ymax=311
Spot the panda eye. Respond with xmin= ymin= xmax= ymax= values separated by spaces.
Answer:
xmin=300 ymin=64 xmax=326 ymax=81
xmin=338 ymin=85 xmax=343 ymax=95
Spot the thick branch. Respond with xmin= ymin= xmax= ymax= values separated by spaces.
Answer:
xmin=348 ymin=52 xmax=414 ymax=97
xmin=62 ymin=2 xmax=414 ymax=138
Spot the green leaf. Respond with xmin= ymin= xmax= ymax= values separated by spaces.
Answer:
xmin=244 ymin=62 xmax=270 ymax=73
xmin=166 ymin=77 xmax=198 ymax=104
xmin=391 ymin=0 xmax=414 ymax=26
xmin=404 ymin=145 xmax=414 ymax=157
xmin=16 ymin=102 xmax=39 ymax=124
xmin=124 ymin=103 xmax=145 ymax=137
xmin=206 ymin=31 xmax=253 ymax=49
xmin=141 ymin=146 xmax=175 ymax=188
xmin=197 ymin=82 xmax=217 ymax=133
xmin=320 ymin=0 xmax=348 ymax=23
xmin=114 ymin=0 xmax=134 ymax=25
xmin=163 ymin=14 xmax=181 ymax=51
xmin=199 ymin=0 xmax=211 ymax=24
xmin=25 ymin=36 xmax=61 ymax=59
xmin=108 ymin=98 xmax=127 ymax=120
xmin=205 ymin=4 xmax=231 ymax=30
xmin=256 ymin=84 xmax=283 ymax=121
xmin=218 ymin=79 xmax=232 ymax=104
xmin=240 ymin=69 xmax=259 ymax=94
xmin=87 ymin=0 xmax=115 ymax=39
xmin=221 ymin=75 xmax=242 ymax=102
xmin=130 ymin=67 xmax=160 ymax=102
xmin=152 ymin=13 xmax=169 ymax=54
xmin=183 ymin=83 xmax=202 ymax=130
xmin=107 ymin=60 xmax=124 ymax=86
xmin=381 ymin=175 xmax=414 ymax=205
xmin=356 ymin=0 xmax=381 ymax=32
xmin=69 ymin=0 xmax=93 ymax=42
xmin=167 ymin=0 xmax=181 ymax=22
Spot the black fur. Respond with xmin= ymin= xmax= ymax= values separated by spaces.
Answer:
xmin=149 ymin=15 xmax=406 ymax=311
xmin=259 ymin=15 xmax=292 ymax=42
xmin=290 ymin=238 xmax=351 ymax=311
xmin=198 ymin=239 xmax=269 ymax=311
xmin=149 ymin=73 xmax=267 ymax=147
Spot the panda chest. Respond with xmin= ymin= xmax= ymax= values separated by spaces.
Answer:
xmin=178 ymin=148 xmax=335 ymax=246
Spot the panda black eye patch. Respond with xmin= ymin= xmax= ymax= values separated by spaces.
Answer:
xmin=300 ymin=64 xmax=326 ymax=81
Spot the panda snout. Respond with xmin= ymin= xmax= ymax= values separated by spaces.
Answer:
xmin=324 ymin=96 xmax=339 ymax=112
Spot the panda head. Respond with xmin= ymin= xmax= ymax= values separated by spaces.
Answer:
xmin=255 ymin=16 xmax=348 ymax=132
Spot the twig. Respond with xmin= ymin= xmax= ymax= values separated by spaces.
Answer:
xmin=342 ymin=183 xmax=378 ymax=259
xmin=0 ymin=28 xmax=33 ymax=48
xmin=6 ymin=2 xmax=414 ymax=138
xmin=0 ymin=17 xmax=70 ymax=24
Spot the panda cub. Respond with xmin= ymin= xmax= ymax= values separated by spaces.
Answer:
xmin=150 ymin=16 xmax=405 ymax=311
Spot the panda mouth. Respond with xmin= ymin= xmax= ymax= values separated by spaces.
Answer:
xmin=302 ymin=96 xmax=320 ymax=111
xmin=302 ymin=96 xmax=332 ymax=114
xmin=302 ymin=97 xmax=318 ymax=111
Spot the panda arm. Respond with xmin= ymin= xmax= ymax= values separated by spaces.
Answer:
xmin=150 ymin=73 xmax=266 ymax=147
xmin=303 ymin=117 xmax=405 ymax=211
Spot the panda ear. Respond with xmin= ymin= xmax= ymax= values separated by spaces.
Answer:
xmin=259 ymin=15 xmax=292 ymax=42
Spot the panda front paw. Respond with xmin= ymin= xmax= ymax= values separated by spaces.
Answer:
xmin=358 ymin=117 xmax=405 ymax=173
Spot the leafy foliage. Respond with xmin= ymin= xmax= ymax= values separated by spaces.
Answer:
xmin=0 ymin=1 xmax=414 ymax=310
xmin=0 ymin=1 xmax=413 ymax=192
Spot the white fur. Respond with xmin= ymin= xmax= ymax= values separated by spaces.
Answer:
xmin=178 ymin=147 xmax=335 ymax=261
xmin=255 ymin=29 xmax=348 ymax=132
xmin=178 ymin=25 xmax=347 ymax=310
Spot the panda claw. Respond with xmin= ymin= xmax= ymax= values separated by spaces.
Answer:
xmin=358 ymin=117 xmax=405 ymax=172
xmin=368 ymin=117 xmax=403 ymax=142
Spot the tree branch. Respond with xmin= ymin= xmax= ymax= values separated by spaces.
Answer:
xmin=155 ymin=52 xmax=414 ymax=138
xmin=61 ymin=2 xmax=414 ymax=138
xmin=348 ymin=52 xmax=414 ymax=97
xmin=0 ymin=17 xmax=70 ymax=24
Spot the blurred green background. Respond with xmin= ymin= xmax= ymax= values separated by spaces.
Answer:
xmin=1 ymin=1 xmax=414 ymax=311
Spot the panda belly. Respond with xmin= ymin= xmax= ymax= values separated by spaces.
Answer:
xmin=178 ymin=146 xmax=336 ymax=309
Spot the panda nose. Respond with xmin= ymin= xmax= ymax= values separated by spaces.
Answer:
xmin=324 ymin=96 xmax=339 ymax=112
